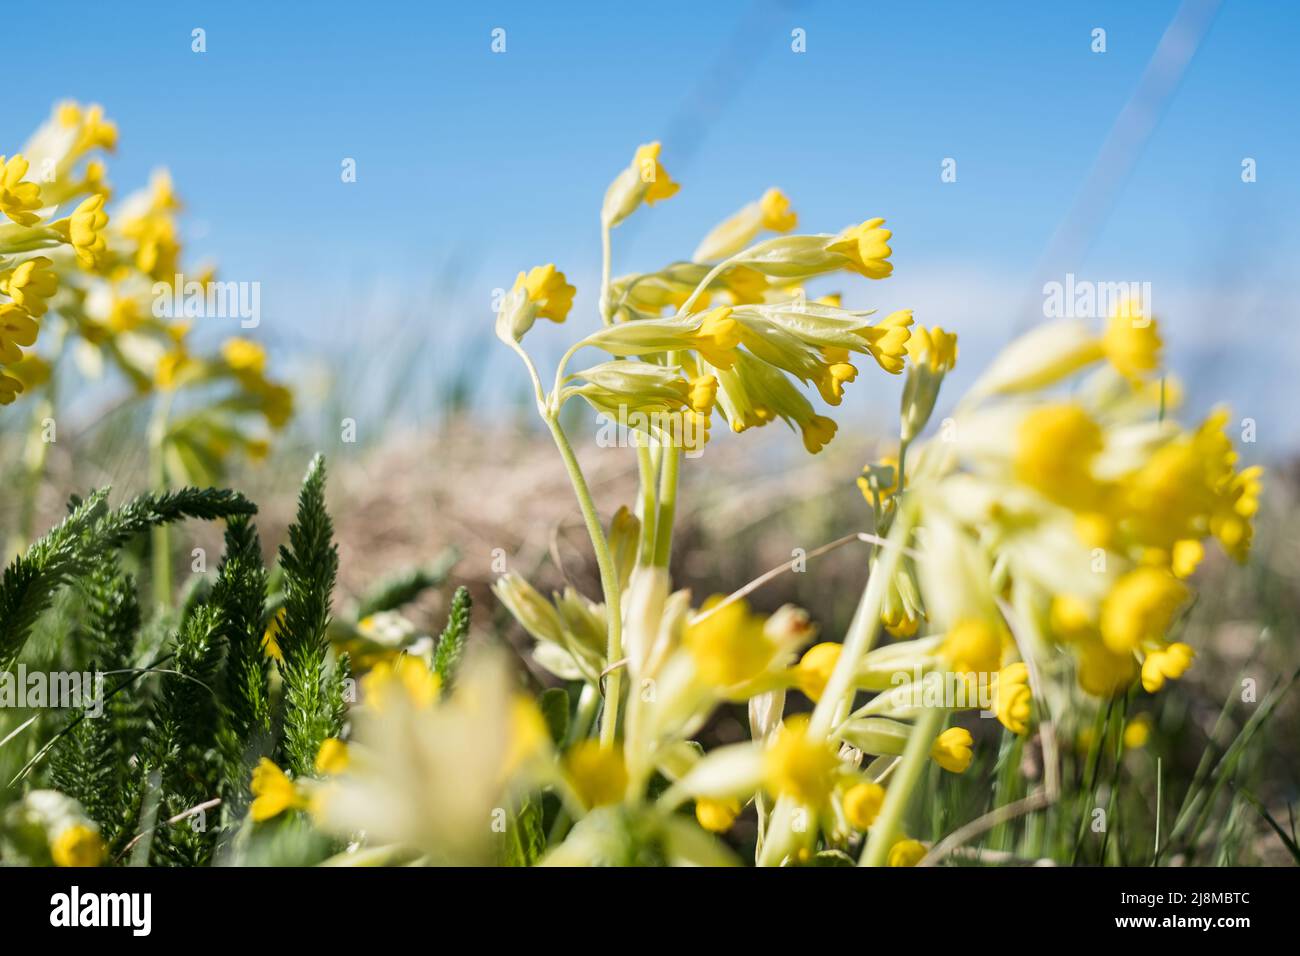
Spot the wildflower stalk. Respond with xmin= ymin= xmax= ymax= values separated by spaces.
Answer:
xmin=543 ymin=413 xmax=624 ymax=746
xmin=809 ymin=505 xmax=914 ymax=737
xmin=652 ymin=447 xmax=680 ymax=567
xmin=860 ymin=705 xmax=945 ymax=865
xmin=635 ymin=444 xmax=658 ymax=565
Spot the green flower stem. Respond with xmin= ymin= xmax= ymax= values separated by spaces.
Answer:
xmin=861 ymin=704 xmax=945 ymax=866
xmin=544 ymin=413 xmax=624 ymax=747
xmin=759 ymin=507 xmax=916 ymax=865
xmin=599 ymin=225 xmax=613 ymax=326
xmin=635 ymin=443 xmax=659 ymax=566
xmin=652 ymin=445 xmax=680 ymax=568
xmin=808 ymin=506 xmax=913 ymax=738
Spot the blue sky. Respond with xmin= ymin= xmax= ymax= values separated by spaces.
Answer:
xmin=8 ymin=0 xmax=1300 ymax=443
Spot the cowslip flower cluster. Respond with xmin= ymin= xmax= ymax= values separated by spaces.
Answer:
xmin=1 ymin=104 xmax=293 ymax=551
xmin=485 ymin=143 xmax=1014 ymax=866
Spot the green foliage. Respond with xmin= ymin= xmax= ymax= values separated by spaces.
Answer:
xmin=433 ymin=585 xmax=471 ymax=690
xmin=146 ymin=604 xmax=224 ymax=866
xmin=0 ymin=487 xmax=256 ymax=670
xmin=47 ymin=559 xmax=144 ymax=846
xmin=276 ymin=455 xmax=344 ymax=777
xmin=354 ymin=550 xmax=457 ymax=620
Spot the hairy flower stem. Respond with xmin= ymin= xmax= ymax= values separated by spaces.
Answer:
xmin=652 ymin=447 xmax=680 ymax=568
xmin=635 ymin=444 xmax=659 ymax=566
xmin=544 ymin=414 xmax=624 ymax=746
xmin=861 ymin=705 xmax=945 ymax=865
xmin=759 ymin=508 xmax=916 ymax=865
xmin=809 ymin=506 xmax=914 ymax=737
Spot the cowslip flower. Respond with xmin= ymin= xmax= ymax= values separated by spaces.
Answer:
xmin=842 ymin=781 xmax=885 ymax=830
xmin=496 ymin=263 xmax=576 ymax=341
xmin=996 ymin=662 xmax=1032 ymax=735
xmin=930 ymin=727 xmax=974 ymax=773
xmin=0 ymin=257 xmax=58 ymax=317
xmin=1102 ymin=297 xmax=1162 ymax=381
xmin=1140 ymin=641 xmax=1194 ymax=693
xmin=564 ymin=740 xmax=629 ymax=809
xmin=694 ymin=187 xmax=799 ymax=262
xmin=763 ymin=716 xmax=840 ymax=808
xmin=602 ymin=141 xmax=680 ymax=228
xmin=249 ymin=758 xmax=307 ymax=822
xmin=1014 ymin=403 xmax=1105 ymax=510
xmin=695 ymin=797 xmax=742 ymax=833
xmin=1099 ymin=567 xmax=1188 ymax=654
xmin=0 ymin=155 xmax=44 ymax=226
xmin=887 ymin=837 xmax=927 ymax=867
xmin=57 ymin=193 xmax=110 ymax=269
xmin=0 ymin=303 xmax=39 ymax=365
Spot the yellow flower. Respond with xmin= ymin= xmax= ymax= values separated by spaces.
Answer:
xmin=0 ymin=370 xmax=21 ymax=405
xmin=906 ymin=325 xmax=958 ymax=373
xmin=685 ymin=598 xmax=775 ymax=690
xmin=759 ymin=188 xmax=797 ymax=232
xmin=858 ymin=456 xmax=899 ymax=508
xmin=1014 ymin=403 xmax=1104 ymax=509
xmin=0 ymin=303 xmax=39 ymax=365
xmin=513 ymin=263 xmax=576 ymax=324
xmin=815 ymin=360 xmax=858 ymax=406
xmin=363 ymin=656 xmax=442 ymax=710
xmin=940 ymin=618 xmax=1002 ymax=676
xmin=0 ymin=155 xmax=44 ymax=226
xmin=688 ymin=373 xmax=718 ymax=414
xmin=1100 ymin=567 xmax=1189 ymax=654
xmin=859 ymin=309 xmax=914 ymax=374
xmin=694 ymin=189 xmax=797 ymax=261
xmin=996 ymin=662 xmax=1032 ymax=735
xmin=63 ymin=194 xmax=111 ymax=269
xmin=826 ymin=218 xmax=894 ymax=279
xmin=1076 ymin=639 xmax=1138 ymax=697
xmin=800 ymin=414 xmax=838 ymax=454
xmin=687 ymin=306 xmax=742 ymax=368
xmin=504 ymin=694 xmax=551 ymax=777
xmin=887 ymin=837 xmax=927 ymax=867
xmin=1123 ymin=714 xmax=1152 ymax=750
xmin=1102 ymin=298 xmax=1162 ymax=380
xmin=0 ymin=257 xmax=58 ymax=317
xmin=1140 ymin=641 xmax=1194 ymax=693
xmin=633 ymin=141 xmax=679 ymax=206
xmin=1170 ymin=539 xmax=1205 ymax=579
xmin=930 ymin=727 xmax=973 ymax=773
xmin=794 ymin=642 xmax=842 ymax=702
xmin=695 ymin=797 xmax=741 ymax=833
xmin=1211 ymin=464 xmax=1262 ymax=562
xmin=262 ymin=608 xmax=285 ymax=662
xmin=565 ymin=740 xmax=628 ymax=809
xmin=154 ymin=346 xmax=194 ymax=391
xmin=842 ymin=781 xmax=885 ymax=830
xmin=50 ymin=824 xmax=105 ymax=867
xmin=250 ymin=758 xmax=306 ymax=822
xmin=1050 ymin=594 xmax=1095 ymax=642
xmin=763 ymin=715 xmax=839 ymax=807
xmin=222 ymin=337 xmax=268 ymax=374
xmin=314 ymin=738 xmax=350 ymax=775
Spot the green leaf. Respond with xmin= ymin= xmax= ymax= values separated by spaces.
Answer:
xmin=433 ymin=586 xmax=471 ymax=691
